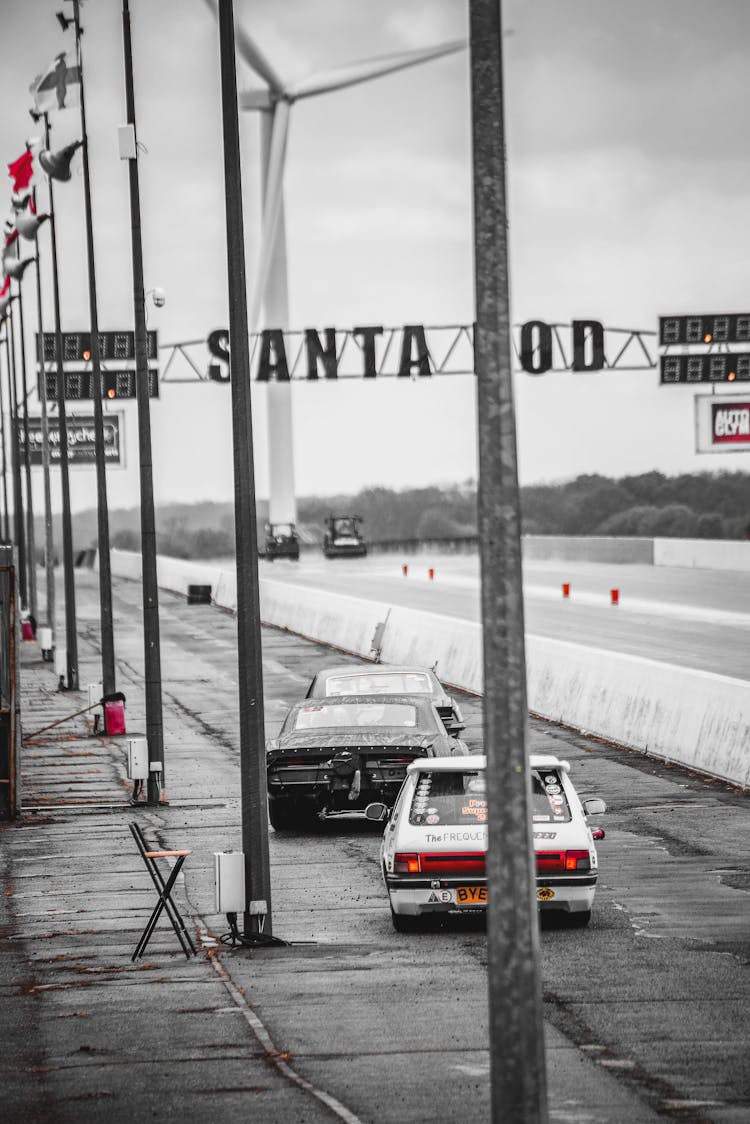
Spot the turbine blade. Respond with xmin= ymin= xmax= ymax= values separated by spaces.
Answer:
xmin=289 ymin=39 xmax=466 ymax=100
xmin=239 ymin=88 xmax=274 ymax=111
xmin=200 ymin=0 xmax=285 ymax=93
xmin=249 ymin=102 xmax=291 ymax=330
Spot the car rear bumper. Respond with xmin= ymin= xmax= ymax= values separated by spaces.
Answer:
xmin=386 ymin=874 xmax=597 ymax=916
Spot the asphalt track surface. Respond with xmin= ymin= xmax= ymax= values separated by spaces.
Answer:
xmin=258 ymin=553 xmax=750 ymax=681
xmin=4 ymin=571 xmax=749 ymax=1122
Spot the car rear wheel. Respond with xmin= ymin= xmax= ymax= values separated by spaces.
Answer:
xmin=566 ymin=909 xmax=592 ymax=928
xmin=267 ymin=798 xmax=299 ymax=831
xmin=391 ymin=908 xmax=422 ymax=933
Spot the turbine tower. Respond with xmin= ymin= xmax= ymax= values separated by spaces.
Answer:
xmin=205 ymin=2 xmax=466 ymax=525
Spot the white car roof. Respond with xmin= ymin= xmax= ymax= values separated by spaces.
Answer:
xmin=406 ymin=753 xmax=570 ymax=775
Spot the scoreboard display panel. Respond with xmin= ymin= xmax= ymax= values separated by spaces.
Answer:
xmin=660 ymin=354 xmax=750 ymax=385
xmin=41 ymin=369 xmax=160 ymax=400
xmin=38 ymin=330 xmax=158 ymax=363
xmin=659 ymin=314 xmax=750 ymax=346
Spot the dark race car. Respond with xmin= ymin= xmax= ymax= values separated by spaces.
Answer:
xmin=266 ymin=694 xmax=469 ymax=830
xmin=305 ymin=663 xmax=465 ymax=736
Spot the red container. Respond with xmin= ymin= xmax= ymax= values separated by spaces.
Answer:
xmin=610 ymin=588 xmax=619 ymax=606
xmin=562 ymin=583 xmax=570 ymax=598
xmin=21 ymin=620 xmax=34 ymax=641
xmin=103 ymin=699 xmax=126 ymax=735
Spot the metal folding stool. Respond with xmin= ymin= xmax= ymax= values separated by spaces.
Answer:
xmin=130 ymin=822 xmax=196 ymax=961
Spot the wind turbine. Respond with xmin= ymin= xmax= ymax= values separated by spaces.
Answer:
xmin=204 ymin=1 xmax=466 ymax=526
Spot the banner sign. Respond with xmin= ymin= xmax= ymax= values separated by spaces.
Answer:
xmin=695 ymin=395 xmax=750 ymax=454
xmin=37 ymin=330 xmax=158 ymax=363
xmin=18 ymin=413 xmax=123 ymax=467
xmin=39 ymin=369 xmax=159 ymax=401
xmin=194 ymin=320 xmax=654 ymax=383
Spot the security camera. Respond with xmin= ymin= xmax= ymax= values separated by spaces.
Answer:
xmin=151 ymin=287 xmax=166 ymax=308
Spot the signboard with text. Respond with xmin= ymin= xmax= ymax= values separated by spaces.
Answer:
xmin=695 ymin=395 xmax=750 ymax=454
xmin=18 ymin=414 xmax=124 ymax=467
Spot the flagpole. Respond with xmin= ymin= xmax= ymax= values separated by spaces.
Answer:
xmin=70 ymin=0 xmax=116 ymax=697
xmin=16 ymin=282 xmax=37 ymax=622
xmin=43 ymin=114 xmax=79 ymax=691
xmin=6 ymin=306 xmax=27 ymax=609
xmin=122 ymin=0 xmax=165 ymax=803
xmin=31 ymin=178 xmax=56 ymax=640
xmin=0 ymin=328 xmax=11 ymax=541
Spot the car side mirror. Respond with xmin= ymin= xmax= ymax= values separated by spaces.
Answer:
xmin=583 ymin=798 xmax=606 ymax=816
xmin=364 ymin=802 xmax=390 ymax=822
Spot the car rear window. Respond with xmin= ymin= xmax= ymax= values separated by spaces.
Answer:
xmin=325 ymin=672 xmax=432 ymax=696
xmin=409 ymin=771 xmax=487 ymax=826
xmin=406 ymin=768 xmax=571 ymax=825
xmin=531 ymin=769 xmax=571 ymax=823
xmin=293 ymin=702 xmax=418 ymax=731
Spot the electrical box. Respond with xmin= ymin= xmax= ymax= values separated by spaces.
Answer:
xmin=54 ymin=646 xmax=67 ymax=687
xmin=117 ymin=124 xmax=136 ymax=160
xmin=38 ymin=627 xmax=53 ymax=661
xmin=87 ymin=682 xmax=103 ymax=709
xmin=214 ymin=851 xmax=245 ymax=914
xmin=126 ymin=737 xmax=149 ymax=780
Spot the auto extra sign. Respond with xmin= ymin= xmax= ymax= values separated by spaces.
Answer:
xmin=18 ymin=414 xmax=123 ymax=467
xmin=695 ymin=395 xmax=750 ymax=454
xmin=202 ymin=320 xmax=638 ymax=382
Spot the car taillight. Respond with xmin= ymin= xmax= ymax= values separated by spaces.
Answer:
xmin=394 ymin=853 xmax=420 ymax=874
xmin=536 ymin=850 xmax=591 ymax=873
xmin=565 ymin=850 xmax=591 ymax=871
xmin=420 ymin=853 xmax=486 ymax=875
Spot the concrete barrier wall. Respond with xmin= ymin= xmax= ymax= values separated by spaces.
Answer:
xmin=108 ymin=549 xmax=750 ymax=789
xmin=654 ymin=538 xmax=750 ymax=572
xmin=523 ymin=536 xmax=655 ymax=564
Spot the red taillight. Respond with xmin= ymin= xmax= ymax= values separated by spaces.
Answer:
xmin=394 ymin=853 xmax=420 ymax=874
xmin=565 ymin=850 xmax=591 ymax=871
xmin=420 ymin=852 xmax=486 ymax=875
xmin=536 ymin=850 xmax=591 ymax=873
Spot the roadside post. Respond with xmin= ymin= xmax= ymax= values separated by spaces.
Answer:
xmin=216 ymin=0 xmax=273 ymax=939
xmin=470 ymin=3 xmax=549 ymax=1121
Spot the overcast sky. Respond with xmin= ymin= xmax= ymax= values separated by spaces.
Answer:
xmin=1 ymin=0 xmax=749 ymax=515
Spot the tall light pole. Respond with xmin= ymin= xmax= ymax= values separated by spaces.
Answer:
xmin=0 ymin=324 xmax=12 ymax=540
xmin=121 ymin=0 xmax=164 ymax=804
xmin=470 ymin=3 xmax=548 ymax=1121
xmin=67 ymin=0 xmax=116 ymax=696
xmin=217 ymin=0 xmax=272 ymax=939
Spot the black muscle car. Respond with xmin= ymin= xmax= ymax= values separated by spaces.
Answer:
xmin=266 ymin=694 xmax=469 ymax=830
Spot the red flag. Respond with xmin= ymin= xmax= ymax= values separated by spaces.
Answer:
xmin=4 ymin=229 xmax=19 ymax=249
xmin=0 ymin=275 xmax=10 ymax=298
xmin=8 ymin=150 xmax=34 ymax=192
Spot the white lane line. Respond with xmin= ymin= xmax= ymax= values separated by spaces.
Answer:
xmin=198 ymin=925 xmax=365 ymax=1124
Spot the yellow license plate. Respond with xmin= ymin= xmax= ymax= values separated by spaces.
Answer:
xmin=537 ymin=887 xmax=556 ymax=901
xmin=456 ymin=885 xmax=487 ymax=905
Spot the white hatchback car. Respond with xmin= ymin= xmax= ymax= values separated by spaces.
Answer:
xmin=369 ymin=753 xmax=605 ymax=931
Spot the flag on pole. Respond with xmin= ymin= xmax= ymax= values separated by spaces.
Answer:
xmin=30 ymin=51 xmax=81 ymax=114
xmin=8 ymin=150 xmax=34 ymax=192
xmin=0 ymin=275 xmax=9 ymax=299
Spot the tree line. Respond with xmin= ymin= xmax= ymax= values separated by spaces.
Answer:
xmin=50 ymin=470 xmax=748 ymax=559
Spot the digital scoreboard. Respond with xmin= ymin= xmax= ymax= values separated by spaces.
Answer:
xmin=38 ymin=330 xmax=158 ymax=363
xmin=40 ymin=370 xmax=159 ymax=401
xmin=658 ymin=315 xmax=750 ymax=384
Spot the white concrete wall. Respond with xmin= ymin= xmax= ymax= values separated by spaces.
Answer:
xmin=108 ymin=549 xmax=750 ymax=789
xmin=654 ymin=538 xmax=750 ymax=572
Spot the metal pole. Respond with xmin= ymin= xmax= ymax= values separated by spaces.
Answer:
xmin=72 ymin=0 xmax=116 ymax=695
xmin=6 ymin=309 xmax=27 ymax=610
xmin=45 ymin=116 xmax=80 ymax=691
xmin=469 ymin=4 xmax=549 ymax=1122
xmin=217 ymin=0 xmax=273 ymax=938
xmin=16 ymin=284 xmax=37 ymax=621
xmin=0 ymin=329 xmax=11 ymax=542
xmin=32 ymin=183 xmax=56 ymax=637
xmin=122 ymin=0 xmax=164 ymax=803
